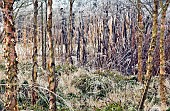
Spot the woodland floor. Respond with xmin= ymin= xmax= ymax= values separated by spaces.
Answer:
xmin=0 ymin=44 xmax=170 ymax=111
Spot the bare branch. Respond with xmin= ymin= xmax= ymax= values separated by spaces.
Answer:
xmin=163 ymin=0 xmax=170 ymax=11
xmin=141 ymin=2 xmax=153 ymax=16
xmin=129 ymin=0 xmax=152 ymax=16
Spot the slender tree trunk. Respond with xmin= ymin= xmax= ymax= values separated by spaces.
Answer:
xmin=137 ymin=0 xmax=144 ymax=83
xmin=108 ymin=16 xmax=113 ymax=66
xmin=23 ymin=18 xmax=27 ymax=48
xmin=57 ymin=29 xmax=61 ymax=61
xmin=77 ymin=27 xmax=80 ymax=62
xmin=96 ymin=20 xmax=101 ymax=68
xmin=2 ymin=0 xmax=18 ymax=110
xmin=92 ymin=18 xmax=95 ymax=52
xmin=41 ymin=1 xmax=45 ymax=70
xmin=32 ymin=0 xmax=38 ymax=105
xmin=159 ymin=1 xmax=170 ymax=110
xmin=82 ymin=21 xmax=87 ymax=65
xmin=60 ymin=11 xmax=65 ymax=63
xmin=67 ymin=0 xmax=74 ymax=64
xmin=138 ymin=0 xmax=158 ymax=110
xmin=47 ymin=0 xmax=57 ymax=110
xmin=44 ymin=0 xmax=47 ymax=69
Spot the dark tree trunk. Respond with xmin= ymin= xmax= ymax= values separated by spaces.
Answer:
xmin=41 ymin=1 xmax=46 ymax=70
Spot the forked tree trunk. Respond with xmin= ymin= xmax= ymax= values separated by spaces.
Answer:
xmin=159 ymin=0 xmax=170 ymax=110
xmin=138 ymin=0 xmax=158 ymax=110
xmin=47 ymin=0 xmax=57 ymax=110
xmin=2 ymin=0 xmax=18 ymax=110
xmin=32 ymin=0 xmax=38 ymax=105
xmin=137 ymin=0 xmax=144 ymax=83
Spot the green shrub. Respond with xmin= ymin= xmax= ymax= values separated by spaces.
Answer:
xmin=166 ymin=107 xmax=170 ymax=111
xmin=0 ymin=79 xmax=5 ymax=94
xmin=96 ymin=103 xmax=123 ymax=111
xmin=0 ymin=102 xmax=3 ymax=111
xmin=0 ymin=64 xmax=5 ymax=70
xmin=73 ymin=74 xmax=113 ymax=100
xmin=55 ymin=65 xmax=78 ymax=75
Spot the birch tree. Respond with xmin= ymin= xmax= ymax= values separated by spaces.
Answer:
xmin=32 ymin=0 xmax=38 ymax=105
xmin=138 ymin=0 xmax=159 ymax=110
xmin=47 ymin=0 xmax=57 ymax=110
xmin=67 ymin=0 xmax=75 ymax=64
xmin=137 ymin=0 xmax=144 ymax=83
xmin=2 ymin=0 xmax=18 ymax=110
xmin=159 ymin=0 xmax=170 ymax=110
